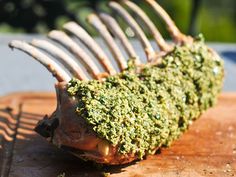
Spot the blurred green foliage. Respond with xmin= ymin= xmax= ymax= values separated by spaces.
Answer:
xmin=0 ymin=0 xmax=235 ymax=42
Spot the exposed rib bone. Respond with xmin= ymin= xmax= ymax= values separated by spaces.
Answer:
xmin=144 ymin=0 xmax=187 ymax=42
xmin=63 ymin=22 xmax=116 ymax=75
xmin=109 ymin=1 xmax=155 ymax=61
xmin=9 ymin=40 xmax=71 ymax=82
xmin=48 ymin=30 xmax=101 ymax=79
xmin=31 ymin=39 xmax=88 ymax=80
xmin=87 ymin=13 xmax=127 ymax=70
xmin=99 ymin=12 xmax=141 ymax=64
xmin=124 ymin=0 xmax=171 ymax=51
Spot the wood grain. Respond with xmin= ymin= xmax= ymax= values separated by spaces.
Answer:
xmin=0 ymin=92 xmax=236 ymax=177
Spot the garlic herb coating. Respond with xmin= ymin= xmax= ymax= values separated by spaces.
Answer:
xmin=67 ymin=37 xmax=224 ymax=158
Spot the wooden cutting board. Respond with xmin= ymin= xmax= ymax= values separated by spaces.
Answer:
xmin=0 ymin=92 xmax=235 ymax=177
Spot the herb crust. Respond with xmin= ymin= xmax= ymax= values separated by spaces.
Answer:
xmin=67 ymin=37 xmax=224 ymax=158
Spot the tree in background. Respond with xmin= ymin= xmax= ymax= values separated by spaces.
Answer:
xmin=0 ymin=0 xmax=235 ymax=42
xmin=0 ymin=0 xmax=104 ymax=33
xmin=0 ymin=0 xmax=76 ymax=32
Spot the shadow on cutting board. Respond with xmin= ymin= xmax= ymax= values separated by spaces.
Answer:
xmin=0 ymin=107 xmax=137 ymax=177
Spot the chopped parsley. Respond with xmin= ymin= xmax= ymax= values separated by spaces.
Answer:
xmin=67 ymin=37 xmax=224 ymax=159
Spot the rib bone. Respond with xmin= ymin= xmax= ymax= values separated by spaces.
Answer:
xmin=124 ymin=0 xmax=171 ymax=51
xmin=144 ymin=0 xmax=187 ymax=43
xmin=63 ymin=22 xmax=116 ymax=75
xmin=48 ymin=30 xmax=101 ymax=79
xmin=99 ymin=12 xmax=141 ymax=64
xmin=31 ymin=39 xmax=88 ymax=80
xmin=87 ymin=13 xmax=127 ymax=70
xmin=9 ymin=40 xmax=71 ymax=82
xmin=109 ymin=1 xmax=155 ymax=61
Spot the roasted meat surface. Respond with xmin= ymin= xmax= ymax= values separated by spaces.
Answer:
xmin=42 ymin=83 xmax=138 ymax=164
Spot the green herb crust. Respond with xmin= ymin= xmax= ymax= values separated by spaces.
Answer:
xmin=67 ymin=38 xmax=224 ymax=158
